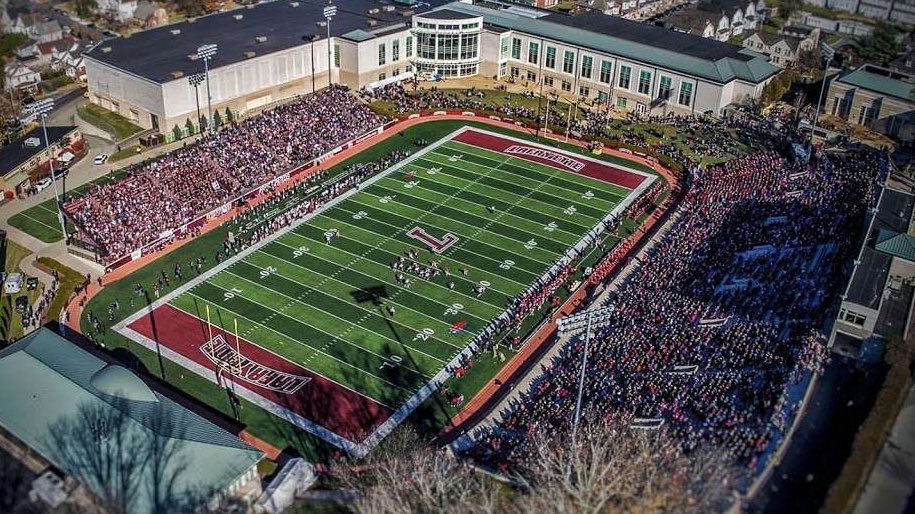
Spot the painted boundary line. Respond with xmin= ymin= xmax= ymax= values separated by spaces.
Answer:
xmin=113 ymin=126 xmax=654 ymax=457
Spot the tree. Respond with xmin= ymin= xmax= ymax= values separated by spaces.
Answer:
xmin=199 ymin=115 xmax=208 ymax=132
xmin=185 ymin=117 xmax=195 ymax=135
xmin=333 ymin=427 xmax=508 ymax=514
xmin=172 ymin=124 xmax=182 ymax=141
xmin=224 ymin=107 xmax=234 ymax=124
xmin=175 ymin=0 xmax=206 ymax=17
xmin=73 ymin=0 xmax=98 ymax=18
xmin=777 ymin=0 xmax=804 ymax=22
xmin=853 ymin=22 xmax=902 ymax=67
xmin=335 ymin=424 xmax=740 ymax=514
xmin=213 ymin=110 xmax=223 ymax=128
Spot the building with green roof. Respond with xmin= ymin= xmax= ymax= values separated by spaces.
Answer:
xmin=0 ymin=328 xmax=264 ymax=513
xmin=826 ymin=64 xmax=915 ymax=143
xmin=82 ymin=0 xmax=779 ymax=135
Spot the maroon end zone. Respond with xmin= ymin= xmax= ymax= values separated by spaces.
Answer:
xmin=452 ymin=130 xmax=647 ymax=189
xmin=128 ymin=304 xmax=393 ymax=440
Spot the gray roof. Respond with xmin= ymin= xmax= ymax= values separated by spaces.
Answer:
xmin=441 ymin=3 xmax=779 ymax=84
xmin=846 ymin=246 xmax=892 ymax=309
xmin=0 ymin=329 xmax=263 ymax=514
xmin=0 ymin=125 xmax=78 ymax=178
xmin=84 ymin=0 xmax=451 ymax=84
xmin=417 ymin=8 xmax=481 ymax=20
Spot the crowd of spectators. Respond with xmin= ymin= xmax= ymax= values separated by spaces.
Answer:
xmin=464 ymin=146 xmax=884 ymax=476
xmin=64 ymin=86 xmax=387 ymax=263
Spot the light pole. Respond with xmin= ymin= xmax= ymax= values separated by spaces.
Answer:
xmin=556 ymin=305 xmax=615 ymax=466
xmin=197 ymin=43 xmax=218 ymax=133
xmin=26 ymin=98 xmax=68 ymax=243
xmin=188 ymin=73 xmax=204 ymax=134
xmin=323 ymin=5 xmax=337 ymax=87
xmin=807 ymin=43 xmax=835 ymax=162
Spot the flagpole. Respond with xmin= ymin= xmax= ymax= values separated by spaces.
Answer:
xmin=205 ymin=304 xmax=219 ymax=384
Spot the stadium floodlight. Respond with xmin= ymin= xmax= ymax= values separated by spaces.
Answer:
xmin=556 ymin=305 xmax=616 ymax=467
xmin=197 ymin=43 xmax=218 ymax=132
xmin=188 ymin=73 xmax=205 ymax=134
xmin=324 ymin=5 xmax=337 ymax=86
xmin=807 ymin=42 xmax=835 ymax=163
xmin=25 ymin=98 xmax=68 ymax=242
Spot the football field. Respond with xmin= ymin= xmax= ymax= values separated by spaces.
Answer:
xmin=115 ymin=126 xmax=655 ymax=455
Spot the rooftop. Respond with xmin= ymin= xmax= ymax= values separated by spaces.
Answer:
xmin=0 ymin=125 xmax=78 ymax=178
xmin=442 ymin=3 xmax=779 ymax=84
xmin=84 ymin=0 xmax=451 ymax=84
xmin=0 ymin=328 xmax=263 ymax=514
xmin=836 ymin=64 xmax=915 ymax=102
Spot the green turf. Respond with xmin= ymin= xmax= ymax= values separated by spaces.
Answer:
xmin=130 ymin=128 xmax=633 ymax=438
xmin=84 ymin=120 xmax=660 ymax=459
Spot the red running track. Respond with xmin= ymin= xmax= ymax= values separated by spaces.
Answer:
xmin=453 ymin=129 xmax=647 ymax=189
xmin=128 ymin=304 xmax=392 ymax=441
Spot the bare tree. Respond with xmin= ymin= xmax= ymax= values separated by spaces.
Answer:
xmin=514 ymin=424 xmax=740 ymax=514
xmin=39 ymin=398 xmax=217 ymax=514
xmin=334 ymin=427 xmax=509 ymax=514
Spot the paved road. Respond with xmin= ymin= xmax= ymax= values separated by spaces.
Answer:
xmin=854 ymin=383 xmax=915 ymax=514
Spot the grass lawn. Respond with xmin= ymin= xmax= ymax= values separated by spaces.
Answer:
xmin=0 ymin=240 xmax=43 ymax=342
xmin=110 ymin=144 xmax=144 ymax=163
xmin=78 ymin=103 xmax=144 ymax=140
xmin=36 ymin=257 xmax=85 ymax=323
xmin=83 ymin=120 xmax=659 ymax=459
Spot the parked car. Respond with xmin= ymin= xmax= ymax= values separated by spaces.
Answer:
xmin=15 ymin=296 xmax=28 ymax=313
xmin=33 ymin=178 xmax=52 ymax=192
xmin=94 ymin=153 xmax=109 ymax=165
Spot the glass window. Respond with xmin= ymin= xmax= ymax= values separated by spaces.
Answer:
xmin=561 ymin=80 xmax=571 ymax=92
xmin=528 ymin=41 xmax=539 ymax=65
xmin=658 ymin=76 xmax=672 ymax=99
xmin=418 ymin=32 xmax=435 ymax=60
xmin=638 ymin=70 xmax=651 ymax=95
xmin=406 ymin=36 xmax=413 ymax=58
xmin=500 ymin=38 xmax=509 ymax=60
xmin=510 ymin=66 xmax=519 ymax=77
xmin=563 ymin=50 xmax=575 ymax=74
xmin=545 ymin=46 xmax=556 ymax=69
xmin=616 ymin=96 xmax=627 ymax=108
xmin=618 ymin=65 xmax=631 ymax=89
xmin=334 ymin=44 xmax=340 ymax=67
xmin=378 ymin=43 xmax=386 ymax=66
xmin=460 ymin=33 xmax=478 ymax=60
xmin=579 ymin=85 xmax=590 ymax=96
xmin=511 ymin=38 xmax=521 ymax=59
xmin=544 ymin=75 xmax=554 ymax=87
xmin=599 ymin=60 xmax=612 ymax=84
xmin=437 ymin=34 xmax=459 ymax=60
xmin=392 ymin=40 xmax=400 ymax=62
xmin=678 ymin=81 xmax=693 ymax=106
xmin=581 ymin=55 xmax=593 ymax=79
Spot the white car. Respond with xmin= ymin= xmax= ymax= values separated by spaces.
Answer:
xmin=33 ymin=178 xmax=52 ymax=192
xmin=94 ymin=153 xmax=109 ymax=165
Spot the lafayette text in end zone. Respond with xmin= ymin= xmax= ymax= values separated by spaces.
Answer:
xmin=114 ymin=126 xmax=656 ymax=457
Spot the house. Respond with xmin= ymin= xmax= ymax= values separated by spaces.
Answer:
xmin=31 ymin=19 xmax=63 ymax=44
xmin=663 ymin=0 xmax=767 ymax=41
xmin=0 ymin=125 xmax=82 ymax=194
xmin=98 ymin=0 xmax=139 ymax=21
xmin=36 ymin=37 xmax=81 ymax=69
xmin=742 ymin=30 xmax=818 ymax=67
xmin=3 ymin=62 xmax=41 ymax=93
xmin=826 ymin=64 xmax=915 ymax=143
xmin=133 ymin=1 xmax=168 ymax=29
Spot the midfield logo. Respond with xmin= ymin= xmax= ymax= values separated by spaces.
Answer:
xmin=201 ymin=335 xmax=311 ymax=394
xmin=407 ymin=226 xmax=459 ymax=253
xmin=504 ymin=145 xmax=585 ymax=172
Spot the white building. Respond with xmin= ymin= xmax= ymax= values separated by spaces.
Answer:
xmin=3 ymin=62 xmax=41 ymax=92
xmin=83 ymin=0 xmax=779 ymax=134
xmin=742 ymin=30 xmax=819 ymax=67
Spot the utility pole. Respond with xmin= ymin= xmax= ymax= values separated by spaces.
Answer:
xmin=807 ymin=42 xmax=835 ymax=162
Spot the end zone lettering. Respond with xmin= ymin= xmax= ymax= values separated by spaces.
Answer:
xmin=201 ymin=335 xmax=311 ymax=394
xmin=504 ymin=145 xmax=585 ymax=172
